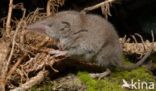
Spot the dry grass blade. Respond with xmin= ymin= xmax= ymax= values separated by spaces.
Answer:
xmin=151 ymin=31 xmax=155 ymax=50
xmin=101 ymin=1 xmax=112 ymax=19
xmin=6 ymin=53 xmax=28 ymax=80
xmin=135 ymin=33 xmax=146 ymax=52
xmin=0 ymin=40 xmax=11 ymax=91
xmin=2 ymin=6 xmax=26 ymax=91
xmin=25 ymin=8 xmax=46 ymax=25
xmin=82 ymin=0 xmax=116 ymax=17
xmin=6 ymin=0 xmax=14 ymax=35
xmin=46 ymin=0 xmax=65 ymax=16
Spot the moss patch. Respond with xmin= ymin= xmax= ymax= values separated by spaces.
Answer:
xmin=78 ymin=72 xmax=124 ymax=91
xmin=78 ymin=67 xmax=156 ymax=91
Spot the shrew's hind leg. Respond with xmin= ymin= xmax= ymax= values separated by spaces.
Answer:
xmin=89 ymin=68 xmax=111 ymax=80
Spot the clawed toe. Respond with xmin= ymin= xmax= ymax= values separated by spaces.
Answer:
xmin=49 ymin=50 xmax=68 ymax=57
xmin=90 ymin=68 xmax=111 ymax=80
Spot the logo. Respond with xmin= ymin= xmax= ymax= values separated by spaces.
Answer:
xmin=122 ymin=79 xmax=155 ymax=90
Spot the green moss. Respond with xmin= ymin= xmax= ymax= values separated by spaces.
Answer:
xmin=78 ymin=72 xmax=97 ymax=91
xmin=78 ymin=67 xmax=155 ymax=91
xmin=78 ymin=72 xmax=124 ymax=91
xmin=30 ymin=82 xmax=52 ymax=91
xmin=112 ymin=67 xmax=156 ymax=91
xmin=112 ymin=67 xmax=154 ymax=81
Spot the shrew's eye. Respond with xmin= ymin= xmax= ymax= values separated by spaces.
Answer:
xmin=47 ymin=23 xmax=53 ymax=27
xmin=61 ymin=21 xmax=70 ymax=27
xmin=60 ymin=21 xmax=71 ymax=31
xmin=60 ymin=28 xmax=65 ymax=31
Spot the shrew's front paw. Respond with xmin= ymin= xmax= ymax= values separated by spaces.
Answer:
xmin=49 ymin=50 xmax=69 ymax=57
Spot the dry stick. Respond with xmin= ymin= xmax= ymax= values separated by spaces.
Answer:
xmin=101 ymin=2 xmax=112 ymax=19
xmin=131 ymin=35 xmax=138 ymax=52
xmin=123 ymin=35 xmax=128 ymax=43
xmin=46 ymin=0 xmax=52 ymax=16
xmin=44 ymin=54 xmax=59 ymax=72
xmin=1 ymin=0 xmax=14 ymax=90
xmin=120 ymin=35 xmax=129 ymax=43
xmin=82 ymin=0 xmax=115 ymax=12
xmin=6 ymin=53 xmax=27 ymax=80
xmin=135 ymin=33 xmax=146 ymax=52
xmin=131 ymin=35 xmax=138 ymax=44
xmin=10 ymin=70 xmax=48 ymax=91
xmin=3 ymin=8 xmax=26 ymax=89
xmin=26 ymin=8 xmax=44 ymax=24
xmin=6 ymin=0 xmax=14 ymax=35
xmin=135 ymin=33 xmax=145 ymax=44
xmin=0 ymin=41 xmax=11 ymax=91
xmin=151 ymin=31 xmax=155 ymax=50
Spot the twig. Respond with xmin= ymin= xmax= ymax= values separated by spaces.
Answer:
xmin=6 ymin=8 xmax=26 ymax=77
xmin=82 ymin=0 xmax=115 ymax=12
xmin=131 ymin=35 xmax=138 ymax=44
xmin=46 ymin=0 xmax=52 ymax=16
xmin=6 ymin=0 xmax=14 ymax=35
xmin=151 ymin=31 xmax=155 ymax=50
xmin=46 ymin=0 xmax=64 ymax=16
xmin=3 ymin=7 xmax=26 ymax=90
xmin=10 ymin=70 xmax=48 ymax=91
xmin=26 ymin=8 xmax=44 ymax=24
xmin=0 ymin=40 xmax=11 ymax=91
xmin=135 ymin=33 xmax=146 ymax=51
xmin=6 ymin=53 xmax=27 ymax=80
xmin=101 ymin=1 xmax=112 ymax=19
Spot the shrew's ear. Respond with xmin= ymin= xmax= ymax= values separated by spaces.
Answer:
xmin=60 ymin=21 xmax=71 ymax=31
xmin=61 ymin=21 xmax=70 ymax=27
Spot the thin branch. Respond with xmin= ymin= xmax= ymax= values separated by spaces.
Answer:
xmin=0 ymin=41 xmax=11 ymax=91
xmin=3 ymin=8 xmax=26 ymax=89
xmin=46 ymin=0 xmax=52 ymax=16
xmin=82 ymin=0 xmax=115 ymax=12
xmin=6 ymin=53 xmax=27 ymax=80
xmin=151 ymin=30 xmax=155 ymax=50
xmin=6 ymin=0 xmax=14 ymax=35
xmin=135 ymin=33 xmax=146 ymax=52
xmin=131 ymin=35 xmax=138 ymax=44
xmin=10 ymin=70 xmax=48 ymax=91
